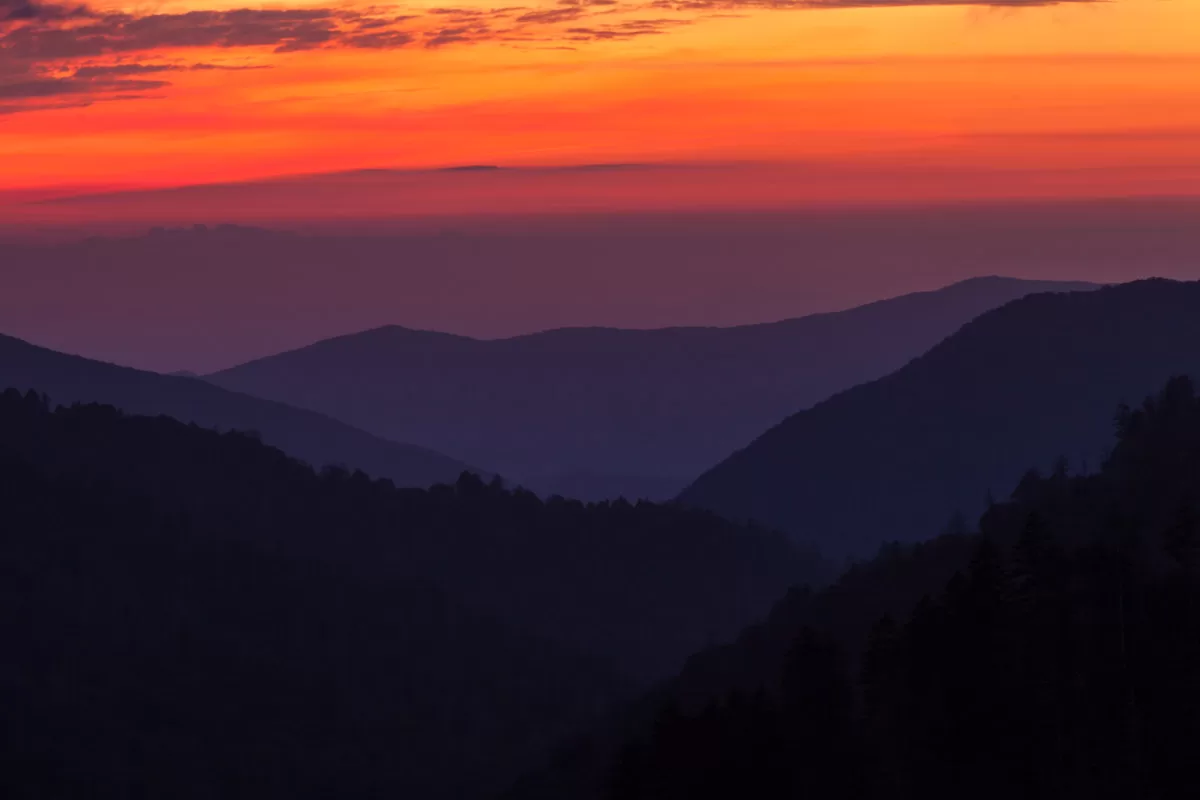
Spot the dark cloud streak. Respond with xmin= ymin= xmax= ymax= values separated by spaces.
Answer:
xmin=0 ymin=74 xmax=167 ymax=98
xmin=0 ymin=56 xmax=270 ymax=113
xmin=2 ymin=9 xmax=346 ymax=60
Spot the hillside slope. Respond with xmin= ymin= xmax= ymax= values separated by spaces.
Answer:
xmin=0 ymin=389 xmax=817 ymax=681
xmin=510 ymin=375 xmax=1200 ymax=800
xmin=0 ymin=333 xmax=476 ymax=487
xmin=0 ymin=391 xmax=628 ymax=800
xmin=605 ymin=376 xmax=1200 ymax=800
xmin=681 ymin=279 xmax=1200 ymax=558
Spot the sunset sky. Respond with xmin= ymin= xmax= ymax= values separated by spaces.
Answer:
xmin=2 ymin=0 xmax=1199 ymax=210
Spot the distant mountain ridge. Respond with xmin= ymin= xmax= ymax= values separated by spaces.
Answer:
xmin=207 ymin=277 xmax=1097 ymax=499
xmin=680 ymin=278 xmax=1200 ymax=558
xmin=0 ymin=333 xmax=478 ymax=487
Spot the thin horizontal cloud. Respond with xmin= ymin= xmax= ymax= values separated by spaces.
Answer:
xmin=69 ymin=63 xmax=176 ymax=78
xmin=0 ymin=56 xmax=268 ymax=112
xmin=346 ymin=29 xmax=417 ymax=48
xmin=425 ymin=25 xmax=485 ymax=47
xmin=427 ymin=7 xmax=489 ymax=15
xmin=0 ymin=89 xmax=160 ymax=113
xmin=0 ymin=97 xmax=88 ymax=113
xmin=69 ymin=62 xmax=266 ymax=78
xmin=516 ymin=6 xmax=587 ymax=23
xmin=0 ymin=74 xmax=167 ymax=98
xmin=566 ymin=18 xmax=692 ymax=39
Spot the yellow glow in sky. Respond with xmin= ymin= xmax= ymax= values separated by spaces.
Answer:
xmin=1 ymin=0 xmax=1198 ymax=196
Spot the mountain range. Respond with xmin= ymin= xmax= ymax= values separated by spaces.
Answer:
xmin=11 ymin=268 xmax=1200 ymax=800
xmin=0 ymin=333 xmax=475 ymax=487
xmin=10 ymin=200 xmax=1193 ymax=374
xmin=207 ymin=276 xmax=1096 ymax=499
xmin=681 ymin=279 xmax=1200 ymax=558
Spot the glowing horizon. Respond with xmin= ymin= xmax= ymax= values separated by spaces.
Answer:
xmin=2 ymin=0 xmax=1199 ymax=204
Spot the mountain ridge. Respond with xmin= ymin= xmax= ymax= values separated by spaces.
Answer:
xmin=218 ymin=276 xmax=1099 ymax=360
xmin=207 ymin=276 xmax=1098 ymax=498
xmin=0 ymin=333 xmax=480 ymax=487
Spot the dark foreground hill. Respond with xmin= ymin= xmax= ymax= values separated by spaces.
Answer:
xmin=0 ymin=333 xmax=475 ymax=487
xmin=510 ymin=377 xmax=1200 ymax=800
xmin=0 ymin=389 xmax=816 ymax=683
xmin=0 ymin=392 xmax=627 ymax=800
xmin=682 ymin=279 xmax=1200 ymax=558
xmin=207 ymin=277 xmax=1093 ymax=499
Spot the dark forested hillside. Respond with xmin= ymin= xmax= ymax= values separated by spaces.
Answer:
xmin=0 ymin=333 xmax=476 ymax=487
xmin=0 ymin=391 xmax=628 ymax=800
xmin=509 ymin=377 xmax=1200 ymax=800
xmin=504 ymin=533 xmax=979 ymax=800
xmin=208 ymin=277 xmax=1093 ymax=499
xmin=682 ymin=279 xmax=1200 ymax=558
xmin=0 ymin=390 xmax=817 ymax=684
xmin=551 ymin=377 xmax=1200 ymax=800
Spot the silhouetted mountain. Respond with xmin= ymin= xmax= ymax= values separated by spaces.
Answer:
xmin=208 ymin=277 xmax=1094 ymax=499
xmin=0 ymin=388 xmax=817 ymax=682
xmin=510 ymin=377 xmax=1200 ymax=800
xmin=681 ymin=279 xmax=1200 ymax=558
xmin=0 ymin=390 xmax=628 ymax=800
xmin=0 ymin=333 xmax=476 ymax=487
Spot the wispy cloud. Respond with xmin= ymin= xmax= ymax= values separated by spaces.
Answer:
xmin=0 ymin=58 xmax=270 ymax=113
xmin=0 ymin=0 xmax=1107 ymax=115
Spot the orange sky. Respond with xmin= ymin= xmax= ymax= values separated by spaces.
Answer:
xmin=2 ymin=0 xmax=1199 ymax=204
